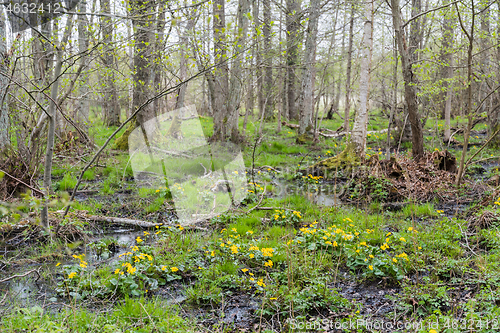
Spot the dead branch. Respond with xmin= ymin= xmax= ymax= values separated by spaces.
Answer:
xmin=0 ymin=269 xmax=40 ymax=284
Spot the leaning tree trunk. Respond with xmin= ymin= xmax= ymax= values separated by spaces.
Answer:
xmin=285 ymin=0 xmax=301 ymax=121
xmin=492 ymin=0 xmax=500 ymax=146
xmin=298 ymin=0 xmax=320 ymax=136
xmin=100 ymin=0 xmax=120 ymax=126
xmin=0 ymin=6 xmax=8 ymax=149
xmin=391 ymin=0 xmax=424 ymax=160
xmin=351 ymin=0 xmax=373 ymax=157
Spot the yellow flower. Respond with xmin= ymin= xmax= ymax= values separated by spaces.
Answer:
xmin=68 ymin=272 xmax=77 ymax=278
xmin=393 ymin=258 xmax=397 ymax=263
xmin=127 ymin=266 xmax=137 ymax=274
xmin=231 ymin=228 xmax=237 ymax=232
xmin=136 ymin=237 xmax=143 ymax=243
xmin=242 ymin=268 xmax=249 ymax=273
xmin=369 ymin=254 xmax=374 ymax=258
xmin=257 ymin=279 xmax=266 ymax=287
xmin=399 ymin=237 xmax=406 ymax=242
xmin=247 ymin=230 xmax=254 ymax=234
xmin=114 ymin=269 xmax=121 ymax=274
xmin=161 ymin=266 xmax=167 ymax=271
xmin=211 ymin=251 xmax=215 ymax=257
xmin=171 ymin=267 xmax=179 ymax=272
xmin=56 ymin=263 xmax=61 ymax=267
xmin=408 ymin=227 xmax=413 ymax=232
xmin=368 ymin=265 xmax=373 ymax=270
xmin=264 ymin=260 xmax=273 ymax=267
xmin=144 ymin=231 xmax=150 ymax=236
xmin=429 ymin=330 xmax=438 ymax=333
xmin=249 ymin=253 xmax=255 ymax=258
xmin=230 ymin=245 xmax=238 ymax=254
xmin=79 ymin=261 xmax=88 ymax=268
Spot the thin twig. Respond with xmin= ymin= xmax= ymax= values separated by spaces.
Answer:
xmin=0 ymin=269 xmax=40 ymax=284
xmin=0 ymin=169 xmax=45 ymax=196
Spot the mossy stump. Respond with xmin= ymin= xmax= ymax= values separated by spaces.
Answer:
xmin=307 ymin=143 xmax=361 ymax=177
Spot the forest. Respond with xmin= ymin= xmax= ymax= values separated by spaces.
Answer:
xmin=1 ymin=0 xmax=500 ymax=331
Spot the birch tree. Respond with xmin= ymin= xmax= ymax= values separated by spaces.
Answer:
xmin=351 ymin=0 xmax=374 ymax=156
xmin=298 ymin=0 xmax=320 ymax=136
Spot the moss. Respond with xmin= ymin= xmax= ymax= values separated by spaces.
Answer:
xmin=112 ymin=121 xmax=137 ymax=151
xmin=307 ymin=142 xmax=360 ymax=175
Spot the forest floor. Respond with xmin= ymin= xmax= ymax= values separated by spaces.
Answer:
xmin=1 ymin=112 xmax=500 ymax=332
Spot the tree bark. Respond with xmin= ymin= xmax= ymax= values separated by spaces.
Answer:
xmin=285 ymin=0 xmax=301 ymax=121
xmin=263 ymin=0 xmax=273 ymax=119
xmin=100 ymin=0 xmax=120 ymax=126
xmin=226 ymin=0 xmax=251 ymax=141
xmin=211 ymin=0 xmax=230 ymax=140
xmin=41 ymin=16 xmax=74 ymax=229
xmin=298 ymin=0 xmax=320 ymax=136
xmin=77 ymin=0 xmax=90 ymax=135
xmin=441 ymin=0 xmax=454 ymax=141
xmin=391 ymin=0 xmax=425 ymax=160
xmin=0 ymin=6 xmax=8 ymax=149
xmin=343 ymin=1 xmax=355 ymax=132
xmin=351 ymin=0 xmax=373 ymax=157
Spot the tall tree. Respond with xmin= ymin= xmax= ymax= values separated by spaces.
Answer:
xmin=0 ymin=6 xmax=8 ymax=149
xmin=298 ymin=0 xmax=320 ymax=136
xmin=351 ymin=0 xmax=374 ymax=156
xmin=100 ymin=0 xmax=121 ymax=126
xmin=492 ymin=0 xmax=500 ymax=145
xmin=343 ymin=1 xmax=355 ymax=132
xmin=210 ymin=0 xmax=230 ymax=140
xmin=263 ymin=0 xmax=273 ymax=119
xmin=440 ymin=0 xmax=454 ymax=142
xmin=391 ymin=0 xmax=425 ymax=160
xmin=285 ymin=0 xmax=301 ymax=120
xmin=226 ymin=0 xmax=251 ymax=140
xmin=77 ymin=0 xmax=90 ymax=134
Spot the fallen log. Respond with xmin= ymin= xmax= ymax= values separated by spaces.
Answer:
xmin=75 ymin=214 xmax=161 ymax=228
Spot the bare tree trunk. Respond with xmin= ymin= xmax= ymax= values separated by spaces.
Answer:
xmin=263 ymin=0 xmax=273 ymax=119
xmin=391 ymin=0 xmax=425 ymax=160
xmin=351 ymin=0 xmax=373 ymax=157
xmin=100 ymin=0 xmax=120 ymax=126
xmin=211 ymin=0 xmax=230 ymax=140
xmin=491 ymin=0 xmax=500 ymax=146
xmin=226 ymin=0 xmax=251 ymax=141
xmin=441 ymin=0 xmax=454 ymax=141
xmin=343 ymin=1 xmax=355 ymax=132
xmin=254 ymin=0 xmax=264 ymax=119
xmin=41 ymin=16 xmax=74 ymax=230
xmin=154 ymin=3 xmax=167 ymax=113
xmin=455 ymin=1 xmax=475 ymax=186
xmin=132 ymin=0 xmax=155 ymax=128
xmin=0 ymin=7 xmax=8 ymax=149
xmin=298 ymin=0 xmax=320 ymax=136
xmin=77 ymin=0 xmax=90 ymax=134
xmin=285 ymin=0 xmax=300 ymax=121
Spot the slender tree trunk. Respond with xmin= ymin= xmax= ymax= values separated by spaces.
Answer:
xmin=154 ymin=3 xmax=167 ymax=114
xmin=100 ymin=0 xmax=120 ymax=126
xmin=441 ymin=0 xmax=454 ymax=141
xmin=211 ymin=0 xmax=230 ymax=140
xmin=351 ymin=0 xmax=373 ymax=157
xmin=298 ymin=0 xmax=320 ymax=136
xmin=41 ymin=16 xmax=74 ymax=229
xmin=255 ymin=0 xmax=264 ymax=119
xmin=343 ymin=1 xmax=355 ymax=132
xmin=263 ymin=0 xmax=273 ymax=119
xmin=491 ymin=0 xmax=500 ymax=146
xmin=455 ymin=1 xmax=475 ymax=186
xmin=391 ymin=0 xmax=425 ymax=160
xmin=0 ymin=7 xmax=8 ymax=149
xmin=285 ymin=0 xmax=300 ymax=121
xmin=226 ymin=0 xmax=251 ymax=141
xmin=77 ymin=0 xmax=90 ymax=134
xmin=173 ymin=9 xmax=195 ymax=111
